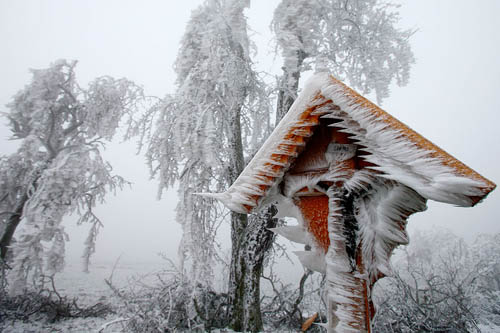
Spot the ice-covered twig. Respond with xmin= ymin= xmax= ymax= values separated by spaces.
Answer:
xmin=97 ymin=317 xmax=130 ymax=332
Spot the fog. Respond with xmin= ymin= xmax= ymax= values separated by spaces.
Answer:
xmin=0 ymin=0 xmax=498 ymax=268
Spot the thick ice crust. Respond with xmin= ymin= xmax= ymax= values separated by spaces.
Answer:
xmin=215 ymin=73 xmax=494 ymax=214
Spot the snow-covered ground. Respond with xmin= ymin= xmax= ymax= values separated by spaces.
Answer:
xmin=2 ymin=254 xmax=498 ymax=332
xmin=1 ymin=260 xmax=166 ymax=333
xmin=1 ymin=253 xmax=308 ymax=333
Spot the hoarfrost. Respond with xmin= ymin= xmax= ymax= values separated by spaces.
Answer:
xmin=0 ymin=60 xmax=143 ymax=293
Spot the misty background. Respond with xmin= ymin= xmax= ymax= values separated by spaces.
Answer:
xmin=0 ymin=0 xmax=498 ymax=268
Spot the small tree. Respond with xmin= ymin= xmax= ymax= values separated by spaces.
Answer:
xmin=0 ymin=60 xmax=143 ymax=293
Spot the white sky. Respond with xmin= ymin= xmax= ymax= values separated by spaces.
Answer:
xmin=0 ymin=0 xmax=498 ymax=266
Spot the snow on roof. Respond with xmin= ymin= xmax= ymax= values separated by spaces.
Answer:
xmin=212 ymin=73 xmax=496 ymax=214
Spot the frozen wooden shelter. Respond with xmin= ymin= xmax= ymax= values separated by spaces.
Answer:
xmin=208 ymin=73 xmax=496 ymax=332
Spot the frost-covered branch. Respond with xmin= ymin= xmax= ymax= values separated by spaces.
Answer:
xmin=272 ymin=0 xmax=415 ymax=109
xmin=140 ymin=0 xmax=271 ymax=292
xmin=373 ymin=230 xmax=500 ymax=332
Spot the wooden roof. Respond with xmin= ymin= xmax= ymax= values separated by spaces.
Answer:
xmin=212 ymin=74 xmax=495 ymax=214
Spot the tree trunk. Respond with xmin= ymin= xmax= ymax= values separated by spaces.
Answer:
xmin=227 ymin=105 xmax=250 ymax=330
xmin=227 ymin=101 xmax=279 ymax=332
xmin=228 ymin=210 xmax=248 ymax=331
xmin=229 ymin=206 xmax=278 ymax=332
xmin=0 ymin=165 xmax=44 ymax=262
xmin=276 ymin=49 xmax=306 ymax=123
xmin=0 ymin=193 xmax=28 ymax=261
xmin=228 ymin=53 xmax=308 ymax=331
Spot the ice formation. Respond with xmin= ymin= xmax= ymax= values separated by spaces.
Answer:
xmin=207 ymin=73 xmax=496 ymax=332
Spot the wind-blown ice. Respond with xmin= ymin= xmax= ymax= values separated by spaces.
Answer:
xmin=205 ymin=73 xmax=496 ymax=332
xmin=215 ymin=73 xmax=494 ymax=215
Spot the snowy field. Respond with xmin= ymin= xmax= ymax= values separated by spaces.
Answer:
xmin=2 ymin=250 xmax=499 ymax=332
xmin=1 ymin=258 xmax=305 ymax=333
xmin=1 ymin=260 xmax=166 ymax=333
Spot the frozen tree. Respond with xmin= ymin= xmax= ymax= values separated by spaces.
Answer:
xmin=0 ymin=60 xmax=143 ymax=293
xmin=272 ymin=0 xmax=415 ymax=120
xmin=239 ymin=2 xmax=415 ymax=327
xmin=142 ymin=0 xmax=270 ymax=330
xmin=144 ymin=0 xmax=416 ymax=331
xmin=469 ymin=233 xmax=500 ymax=330
xmin=373 ymin=229 xmax=500 ymax=332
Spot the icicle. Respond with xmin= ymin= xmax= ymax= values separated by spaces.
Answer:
xmin=317 ymin=73 xmax=490 ymax=207
xmin=354 ymin=179 xmax=427 ymax=284
xmin=193 ymin=192 xmax=253 ymax=214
